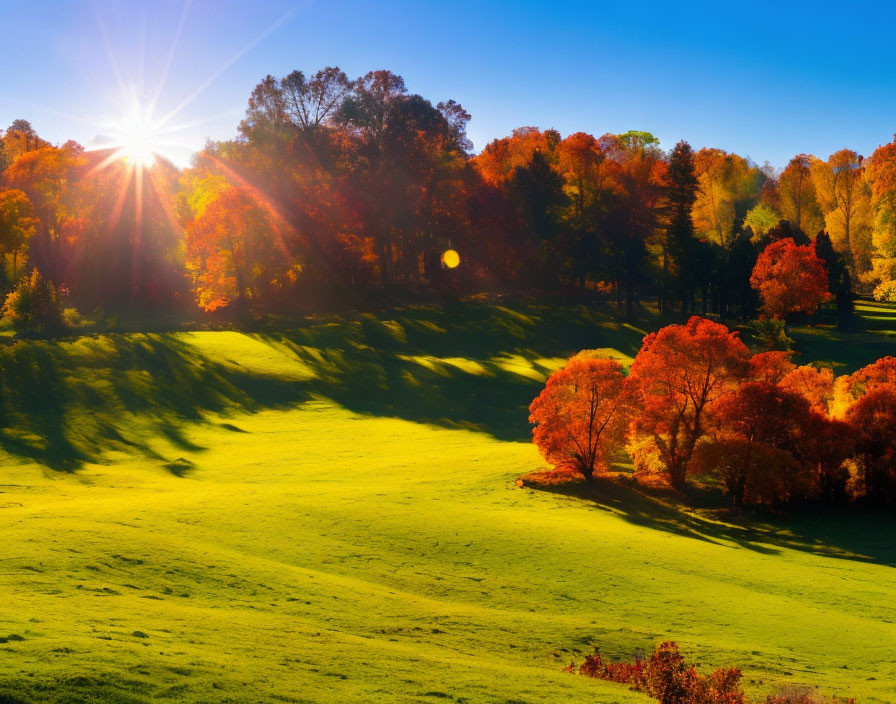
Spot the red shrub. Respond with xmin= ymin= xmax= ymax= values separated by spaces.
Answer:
xmin=571 ymin=642 xmax=746 ymax=704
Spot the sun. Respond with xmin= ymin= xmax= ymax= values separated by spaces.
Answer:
xmin=114 ymin=111 xmax=161 ymax=168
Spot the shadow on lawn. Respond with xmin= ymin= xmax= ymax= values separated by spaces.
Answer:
xmin=537 ymin=476 xmax=896 ymax=567
xmin=0 ymin=300 xmax=646 ymax=471
xmin=789 ymin=301 xmax=896 ymax=373
xmin=255 ymin=301 xmax=647 ymax=442
xmin=0 ymin=334 xmax=311 ymax=471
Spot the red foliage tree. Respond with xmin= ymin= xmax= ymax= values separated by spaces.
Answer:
xmin=840 ymin=356 xmax=896 ymax=402
xmin=628 ymin=317 xmax=750 ymax=489
xmin=750 ymin=238 xmax=830 ymax=319
xmin=748 ymin=351 xmax=795 ymax=383
xmin=796 ymin=412 xmax=854 ymax=505
xmin=844 ymin=383 xmax=896 ymax=504
xmin=529 ymin=353 xmax=630 ymax=482
xmin=696 ymin=382 xmax=813 ymax=507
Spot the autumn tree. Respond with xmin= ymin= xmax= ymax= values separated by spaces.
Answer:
xmin=811 ymin=149 xmax=872 ymax=277
xmin=776 ymin=154 xmax=823 ymax=235
xmin=748 ymin=350 xmax=795 ymax=383
xmin=693 ymin=148 xmax=762 ymax=248
xmin=183 ymin=185 xmax=299 ymax=313
xmin=474 ymin=126 xmax=555 ymax=187
xmin=863 ymin=138 xmax=896 ymax=302
xmin=556 ymin=131 xmax=606 ymax=288
xmin=845 ymin=384 xmax=896 ymax=504
xmin=628 ymin=317 xmax=750 ymax=489
xmin=697 ymin=381 xmax=812 ymax=507
xmin=529 ymin=353 xmax=631 ymax=482
xmin=750 ymin=238 xmax=830 ymax=319
xmin=3 ymin=144 xmax=84 ymax=285
xmin=836 ymin=356 xmax=896 ymax=412
xmin=742 ymin=203 xmax=779 ymax=239
xmin=779 ymin=364 xmax=836 ymax=416
xmin=0 ymin=189 xmax=38 ymax=281
xmin=757 ymin=361 xmax=850 ymax=504
xmin=336 ymin=70 xmax=411 ymax=284
xmin=600 ymin=131 xmax=666 ymax=316
xmin=796 ymin=411 xmax=853 ymax=505
xmin=0 ymin=119 xmax=50 ymax=169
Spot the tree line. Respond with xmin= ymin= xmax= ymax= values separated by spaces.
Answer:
xmin=1 ymin=67 xmax=896 ymax=323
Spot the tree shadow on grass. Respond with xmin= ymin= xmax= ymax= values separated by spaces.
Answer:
xmin=0 ymin=300 xmax=647 ymax=472
xmin=0 ymin=334 xmax=312 ymax=472
xmin=255 ymin=301 xmax=647 ymax=442
xmin=534 ymin=476 xmax=896 ymax=567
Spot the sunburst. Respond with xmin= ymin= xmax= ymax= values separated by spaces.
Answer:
xmin=106 ymin=103 xmax=165 ymax=169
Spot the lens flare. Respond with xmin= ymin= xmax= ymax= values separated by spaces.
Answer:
xmin=116 ymin=112 xmax=159 ymax=168
xmin=442 ymin=249 xmax=460 ymax=269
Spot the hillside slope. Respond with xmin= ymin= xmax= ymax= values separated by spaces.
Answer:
xmin=0 ymin=302 xmax=893 ymax=703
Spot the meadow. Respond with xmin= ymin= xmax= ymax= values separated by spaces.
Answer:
xmin=0 ymin=300 xmax=893 ymax=703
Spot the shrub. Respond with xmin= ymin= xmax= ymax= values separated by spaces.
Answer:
xmin=873 ymin=279 xmax=896 ymax=302
xmin=746 ymin=318 xmax=794 ymax=352
xmin=570 ymin=642 xmax=746 ymax=704
xmin=2 ymin=268 xmax=65 ymax=337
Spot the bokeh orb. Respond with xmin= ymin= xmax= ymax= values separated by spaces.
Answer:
xmin=442 ymin=249 xmax=460 ymax=269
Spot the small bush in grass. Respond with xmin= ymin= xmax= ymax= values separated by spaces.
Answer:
xmin=569 ymin=642 xmax=747 ymax=704
xmin=2 ymin=268 xmax=65 ymax=337
xmin=516 ymin=466 xmax=582 ymax=488
xmin=566 ymin=641 xmax=855 ymax=704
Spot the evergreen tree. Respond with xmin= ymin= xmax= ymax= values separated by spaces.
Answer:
xmin=814 ymin=230 xmax=854 ymax=328
xmin=664 ymin=140 xmax=698 ymax=312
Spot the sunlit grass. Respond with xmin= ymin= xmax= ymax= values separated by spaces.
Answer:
xmin=0 ymin=300 xmax=893 ymax=703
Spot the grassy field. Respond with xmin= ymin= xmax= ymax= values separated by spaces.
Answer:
xmin=0 ymin=300 xmax=893 ymax=703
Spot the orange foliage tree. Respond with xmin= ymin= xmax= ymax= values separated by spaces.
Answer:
xmin=748 ymin=350 xmax=795 ymax=383
xmin=779 ymin=364 xmax=837 ymax=416
xmin=184 ymin=185 xmax=299 ymax=312
xmin=627 ymin=317 xmax=750 ymax=489
xmin=750 ymin=238 xmax=830 ymax=319
xmin=0 ymin=188 xmax=38 ymax=279
xmin=528 ymin=353 xmax=630 ymax=482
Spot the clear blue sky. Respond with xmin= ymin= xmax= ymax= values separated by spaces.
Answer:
xmin=2 ymin=0 xmax=896 ymax=167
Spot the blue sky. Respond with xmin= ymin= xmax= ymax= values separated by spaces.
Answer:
xmin=2 ymin=0 xmax=895 ymax=167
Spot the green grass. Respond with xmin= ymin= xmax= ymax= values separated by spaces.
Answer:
xmin=0 ymin=300 xmax=893 ymax=703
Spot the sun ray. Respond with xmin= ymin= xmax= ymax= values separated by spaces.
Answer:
xmin=93 ymin=6 xmax=127 ymax=97
xmin=84 ymin=148 xmax=129 ymax=179
xmin=156 ymin=4 xmax=301 ymax=130
xmin=104 ymin=162 xmax=134 ymax=244
xmin=148 ymin=0 xmax=193 ymax=117
xmin=154 ymin=111 xmax=243 ymax=137
xmin=133 ymin=163 xmax=144 ymax=294
xmin=201 ymin=154 xmax=300 ymax=261
xmin=147 ymin=167 xmax=187 ymax=236
xmin=6 ymin=99 xmax=105 ymax=129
